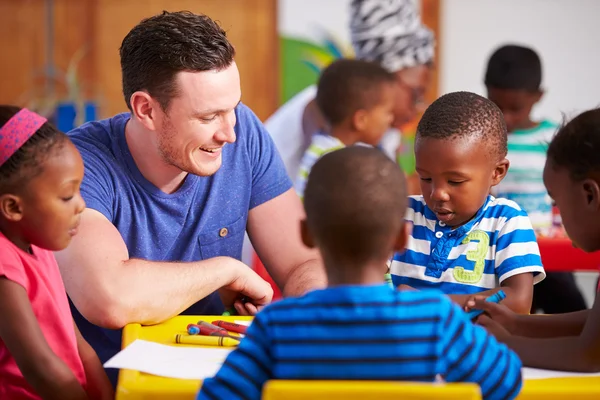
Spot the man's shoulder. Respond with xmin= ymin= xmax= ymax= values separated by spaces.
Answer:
xmin=234 ymin=103 xmax=261 ymax=134
xmin=68 ymin=113 xmax=129 ymax=156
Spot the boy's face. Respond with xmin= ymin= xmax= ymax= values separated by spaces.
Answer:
xmin=486 ymin=86 xmax=542 ymax=132
xmin=543 ymin=161 xmax=600 ymax=252
xmin=415 ymin=136 xmax=508 ymax=227
xmin=354 ymin=83 xmax=395 ymax=146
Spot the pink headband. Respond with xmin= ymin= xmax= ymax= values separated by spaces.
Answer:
xmin=0 ymin=108 xmax=47 ymax=166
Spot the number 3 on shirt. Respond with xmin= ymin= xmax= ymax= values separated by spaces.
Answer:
xmin=453 ymin=230 xmax=489 ymax=284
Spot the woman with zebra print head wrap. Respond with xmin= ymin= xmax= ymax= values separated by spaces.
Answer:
xmin=264 ymin=0 xmax=435 ymax=180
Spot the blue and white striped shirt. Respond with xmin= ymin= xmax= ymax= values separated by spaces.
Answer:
xmin=391 ymin=195 xmax=546 ymax=295
xmin=198 ymin=285 xmax=523 ymax=400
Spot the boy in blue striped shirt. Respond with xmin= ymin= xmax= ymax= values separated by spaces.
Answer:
xmin=390 ymin=91 xmax=546 ymax=314
xmin=198 ymin=146 xmax=523 ymax=400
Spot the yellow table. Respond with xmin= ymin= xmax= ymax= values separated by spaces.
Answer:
xmin=116 ymin=315 xmax=252 ymax=400
xmin=116 ymin=315 xmax=600 ymax=400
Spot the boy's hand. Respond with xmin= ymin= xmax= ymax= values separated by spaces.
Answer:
xmin=471 ymin=298 xmax=518 ymax=334
xmin=463 ymin=295 xmax=487 ymax=312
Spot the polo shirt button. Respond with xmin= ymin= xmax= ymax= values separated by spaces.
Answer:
xmin=439 ymin=221 xmax=446 ymax=227
xmin=219 ymin=228 xmax=229 ymax=237
xmin=435 ymin=231 xmax=443 ymax=238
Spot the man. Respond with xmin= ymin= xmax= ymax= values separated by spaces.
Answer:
xmin=55 ymin=11 xmax=326 ymax=384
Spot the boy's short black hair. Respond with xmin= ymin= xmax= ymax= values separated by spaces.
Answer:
xmin=416 ymin=91 xmax=507 ymax=159
xmin=547 ymin=108 xmax=600 ymax=180
xmin=303 ymin=146 xmax=407 ymax=264
xmin=484 ymin=44 xmax=542 ymax=91
xmin=120 ymin=11 xmax=235 ymax=112
xmin=316 ymin=58 xmax=395 ymax=126
xmin=0 ymin=105 xmax=69 ymax=193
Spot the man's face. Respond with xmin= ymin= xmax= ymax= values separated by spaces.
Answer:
xmin=155 ymin=63 xmax=242 ymax=176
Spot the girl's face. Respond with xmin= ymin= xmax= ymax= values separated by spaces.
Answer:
xmin=543 ymin=159 xmax=600 ymax=252
xmin=15 ymin=141 xmax=86 ymax=251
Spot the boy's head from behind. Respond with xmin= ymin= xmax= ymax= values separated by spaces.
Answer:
xmin=415 ymin=91 xmax=508 ymax=228
xmin=302 ymin=146 xmax=408 ymax=283
xmin=0 ymin=105 xmax=86 ymax=252
xmin=484 ymin=44 xmax=543 ymax=132
xmin=316 ymin=58 xmax=396 ymax=146
xmin=545 ymin=108 xmax=600 ymax=253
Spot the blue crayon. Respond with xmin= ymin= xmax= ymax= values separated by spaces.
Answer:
xmin=465 ymin=290 xmax=506 ymax=320
xmin=187 ymin=325 xmax=201 ymax=335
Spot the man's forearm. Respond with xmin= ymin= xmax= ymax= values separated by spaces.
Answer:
xmin=77 ymin=257 xmax=237 ymax=328
xmin=280 ymin=258 xmax=327 ymax=298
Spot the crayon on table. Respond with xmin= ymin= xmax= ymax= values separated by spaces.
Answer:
xmin=196 ymin=321 xmax=229 ymax=335
xmin=174 ymin=334 xmax=239 ymax=347
xmin=212 ymin=320 xmax=248 ymax=335
xmin=187 ymin=324 xmax=241 ymax=340
xmin=465 ymin=290 xmax=507 ymax=320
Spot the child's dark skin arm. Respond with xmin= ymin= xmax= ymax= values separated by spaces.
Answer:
xmin=452 ymin=273 xmax=534 ymax=314
xmin=0 ymin=277 xmax=89 ymax=399
xmin=477 ymin=296 xmax=600 ymax=372
xmin=75 ymin=323 xmax=114 ymax=400
xmin=477 ymin=300 xmax=588 ymax=337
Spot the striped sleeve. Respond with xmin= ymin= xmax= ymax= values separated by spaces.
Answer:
xmin=294 ymin=139 xmax=344 ymax=199
xmin=437 ymin=300 xmax=523 ymax=400
xmin=494 ymin=207 xmax=545 ymax=284
xmin=197 ymin=314 xmax=273 ymax=400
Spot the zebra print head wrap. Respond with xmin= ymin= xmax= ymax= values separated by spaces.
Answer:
xmin=350 ymin=0 xmax=435 ymax=73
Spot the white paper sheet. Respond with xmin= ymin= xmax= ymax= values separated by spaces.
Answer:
xmin=105 ymin=339 xmax=600 ymax=381
xmin=104 ymin=339 xmax=233 ymax=380
xmin=522 ymin=367 xmax=600 ymax=380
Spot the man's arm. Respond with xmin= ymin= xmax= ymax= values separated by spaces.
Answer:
xmin=247 ymin=189 xmax=327 ymax=298
xmin=56 ymin=209 xmax=273 ymax=329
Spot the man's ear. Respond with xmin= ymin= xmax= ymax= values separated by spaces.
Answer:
xmin=393 ymin=222 xmax=412 ymax=252
xmin=300 ymin=219 xmax=315 ymax=249
xmin=0 ymin=194 xmax=24 ymax=222
xmin=130 ymin=91 xmax=160 ymax=132
xmin=491 ymin=158 xmax=510 ymax=186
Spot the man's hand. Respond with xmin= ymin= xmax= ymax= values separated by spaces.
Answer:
xmin=219 ymin=263 xmax=274 ymax=316
xmin=397 ymin=284 xmax=417 ymax=291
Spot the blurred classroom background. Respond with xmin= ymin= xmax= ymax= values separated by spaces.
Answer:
xmin=2 ymin=0 xmax=599 ymax=304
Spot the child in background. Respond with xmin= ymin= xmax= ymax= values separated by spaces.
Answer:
xmin=199 ymin=146 xmax=523 ymax=400
xmin=390 ymin=91 xmax=546 ymax=314
xmin=475 ymin=108 xmax=600 ymax=372
xmin=0 ymin=106 xmax=113 ymax=399
xmin=295 ymin=58 xmax=395 ymax=198
xmin=485 ymin=44 xmax=587 ymax=314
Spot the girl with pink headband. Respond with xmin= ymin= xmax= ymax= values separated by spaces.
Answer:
xmin=0 ymin=106 xmax=112 ymax=399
